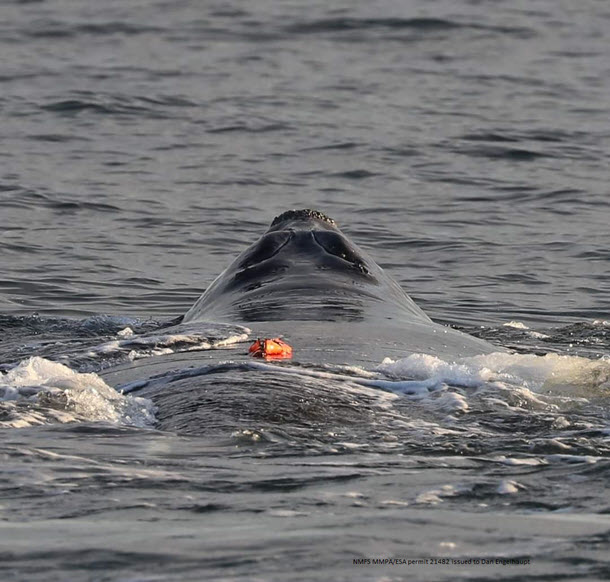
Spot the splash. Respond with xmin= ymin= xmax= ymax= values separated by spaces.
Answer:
xmin=376 ymin=351 xmax=610 ymax=397
xmin=82 ymin=324 xmax=250 ymax=366
xmin=0 ymin=356 xmax=156 ymax=428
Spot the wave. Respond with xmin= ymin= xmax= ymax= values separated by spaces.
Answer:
xmin=0 ymin=356 xmax=156 ymax=428
xmin=284 ymin=17 xmax=534 ymax=38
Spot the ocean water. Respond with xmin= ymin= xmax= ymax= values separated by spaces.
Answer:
xmin=1 ymin=0 xmax=610 ymax=580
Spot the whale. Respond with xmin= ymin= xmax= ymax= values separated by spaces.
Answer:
xmin=181 ymin=209 xmax=500 ymax=365
xmin=100 ymin=208 xmax=503 ymax=433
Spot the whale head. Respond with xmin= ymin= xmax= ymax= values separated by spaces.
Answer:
xmin=183 ymin=209 xmax=430 ymax=324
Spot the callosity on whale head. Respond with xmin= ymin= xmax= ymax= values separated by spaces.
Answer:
xmin=182 ymin=209 xmax=501 ymax=361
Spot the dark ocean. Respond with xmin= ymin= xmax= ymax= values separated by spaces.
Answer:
xmin=1 ymin=1 xmax=609 ymax=581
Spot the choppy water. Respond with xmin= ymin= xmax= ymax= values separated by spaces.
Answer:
xmin=1 ymin=1 xmax=610 ymax=580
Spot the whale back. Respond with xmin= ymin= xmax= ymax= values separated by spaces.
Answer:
xmin=181 ymin=210 xmax=500 ymax=359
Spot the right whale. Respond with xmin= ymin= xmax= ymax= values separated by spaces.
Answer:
xmin=182 ymin=209 xmax=502 ymax=364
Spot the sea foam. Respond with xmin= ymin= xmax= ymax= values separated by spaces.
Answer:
xmin=376 ymin=351 xmax=610 ymax=396
xmin=0 ymin=356 xmax=156 ymax=428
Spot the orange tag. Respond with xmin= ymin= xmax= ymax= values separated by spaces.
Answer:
xmin=248 ymin=338 xmax=293 ymax=359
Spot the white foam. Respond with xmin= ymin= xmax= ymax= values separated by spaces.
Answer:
xmin=415 ymin=484 xmax=464 ymax=505
xmin=433 ymin=391 xmax=469 ymax=413
xmin=380 ymin=499 xmax=410 ymax=507
xmin=376 ymin=351 xmax=610 ymax=399
xmin=495 ymin=453 xmax=600 ymax=465
xmin=497 ymin=480 xmax=522 ymax=495
xmin=377 ymin=350 xmax=608 ymax=418
xmin=503 ymin=321 xmax=529 ymax=329
xmin=493 ymin=456 xmax=547 ymax=466
xmin=377 ymin=354 xmax=491 ymax=388
xmin=0 ymin=357 xmax=156 ymax=428
xmin=87 ymin=330 xmax=249 ymax=362
xmin=527 ymin=331 xmax=550 ymax=339
xmin=545 ymin=454 xmax=601 ymax=464
xmin=117 ymin=327 xmax=134 ymax=338
xmin=269 ymin=509 xmax=309 ymax=517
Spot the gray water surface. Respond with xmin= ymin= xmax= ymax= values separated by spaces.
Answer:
xmin=1 ymin=0 xmax=610 ymax=580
